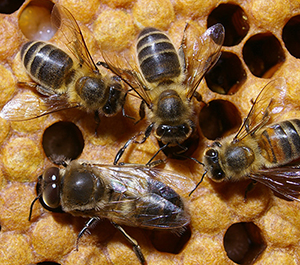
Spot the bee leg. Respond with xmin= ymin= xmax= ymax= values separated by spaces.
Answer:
xmin=114 ymin=124 xmax=154 ymax=165
xmin=244 ymin=180 xmax=257 ymax=201
xmin=18 ymin=81 xmax=56 ymax=96
xmin=135 ymin=101 xmax=146 ymax=125
xmin=189 ymin=170 xmax=207 ymax=196
xmin=178 ymin=23 xmax=189 ymax=73
xmin=114 ymin=132 xmax=143 ymax=165
xmin=146 ymin=143 xmax=169 ymax=167
xmin=94 ymin=110 xmax=101 ymax=136
xmin=193 ymin=91 xmax=205 ymax=103
xmin=111 ymin=222 xmax=146 ymax=265
xmin=146 ymin=158 xmax=167 ymax=168
xmin=97 ymin=61 xmax=108 ymax=68
xmin=76 ymin=217 xmax=98 ymax=251
xmin=122 ymin=89 xmax=135 ymax=120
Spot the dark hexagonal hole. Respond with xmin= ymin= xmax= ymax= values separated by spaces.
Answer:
xmin=282 ymin=15 xmax=300 ymax=58
xmin=150 ymin=225 xmax=191 ymax=254
xmin=199 ymin=100 xmax=242 ymax=140
xmin=208 ymin=4 xmax=249 ymax=46
xmin=42 ymin=121 xmax=84 ymax=164
xmin=205 ymin=52 xmax=247 ymax=95
xmin=19 ymin=0 xmax=55 ymax=40
xmin=243 ymin=33 xmax=285 ymax=78
xmin=0 ymin=0 xmax=25 ymax=14
xmin=224 ymin=222 xmax=266 ymax=264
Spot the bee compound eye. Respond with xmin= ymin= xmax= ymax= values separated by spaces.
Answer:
xmin=156 ymin=125 xmax=166 ymax=137
xmin=42 ymin=167 xmax=61 ymax=209
xmin=179 ymin=123 xmax=190 ymax=135
xmin=205 ymin=149 xmax=218 ymax=158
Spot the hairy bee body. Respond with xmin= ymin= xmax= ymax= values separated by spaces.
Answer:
xmin=136 ymin=27 xmax=193 ymax=145
xmin=34 ymin=160 xmax=190 ymax=228
xmin=199 ymin=78 xmax=300 ymax=202
xmin=21 ymin=40 xmax=123 ymax=114
xmin=30 ymin=160 xmax=191 ymax=264
xmin=105 ymin=24 xmax=224 ymax=164
xmin=1 ymin=5 xmax=125 ymax=121
xmin=207 ymin=119 xmax=300 ymax=182
xmin=58 ymin=161 xmax=189 ymax=228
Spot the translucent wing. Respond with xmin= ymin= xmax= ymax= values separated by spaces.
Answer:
xmin=250 ymin=167 xmax=300 ymax=202
xmin=101 ymin=51 xmax=153 ymax=107
xmin=51 ymin=4 xmax=98 ymax=72
xmin=233 ymin=78 xmax=287 ymax=142
xmin=0 ymin=92 xmax=80 ymax=121
xmin=86 ymin=163 xmax=192 ymax=229
xmin=184 ymin=23 xmax=225 ymax=100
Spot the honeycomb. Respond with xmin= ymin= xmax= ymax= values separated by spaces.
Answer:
xmin=1 ymin=0 xmax=300 ymax=264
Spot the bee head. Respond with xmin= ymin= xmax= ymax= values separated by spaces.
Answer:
xmin=155 ymin=122 xmax=193 ymax=145
xmin=101 ymin=83 xmax=124 ymax=116
xmin=204 ymin=148 xmax=226 ymax=182
xmin=153 ymin=89 xmax=194 ymax=145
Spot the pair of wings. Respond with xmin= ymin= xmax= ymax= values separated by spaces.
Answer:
xmin=69 ymin=161 xmax=194 ymax=229
xmin=233 ymin=78 xmax=287 ymax=142
xmin=1 ymin=4 xmax=100 ymax=121
xmin=230 ymin=78 xmax=300 ymax=201
xmin=102 ymin=23 xmax=225 ymax=107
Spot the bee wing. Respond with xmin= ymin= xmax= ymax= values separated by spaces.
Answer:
xmin=89 ymin=164 xmax=192 ymax=228
xmin=101 ymin=50 xmax=153 ymax=107
xmin=233 ymin=78 xmax=287 ymax=141
xmin=0 ymin=93 xmax=80 ymax=121
xmin=250 ymin=167 xmax=300 ymax=202
xmin=132 ymin=166 xmax=196 ymax=195
xmin=184 ymin=23 xmax=225 ymax=100
xmin=51 ymin=4 xmax=98 ymax=72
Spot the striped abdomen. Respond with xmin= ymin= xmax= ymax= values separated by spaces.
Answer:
xmin=258 ymin=119 xmax=300 ymax=165
xmin=21 ymin=41 xmax=74 ymax=92
xmin=137 ymin=27 xmax=182 ymax=84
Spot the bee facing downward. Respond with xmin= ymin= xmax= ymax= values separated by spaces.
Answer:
xmin=190 ymin=78 xmax=300 ymax=201
xmin=29 ymin=160 xmax=191 ymax=264
xmin=102 ymin=24 xmax=225 ymax=165
xmin=1 ymin=4 xmax=124 ymax=127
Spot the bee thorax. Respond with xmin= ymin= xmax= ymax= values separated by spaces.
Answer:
xmin=75 ymin=76 xmax=107 ymax=108
xmin=62 ymin=169 xmax=105 ymax=208
xmin=156 ymin=89 xmax=185 ymax=120
xmin=225 ymin=145 xmax=255 ymax=172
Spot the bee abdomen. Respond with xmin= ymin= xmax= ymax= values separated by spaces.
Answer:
xmin=259 ymin=119 xmax=300 ymax=165
xmin=21 ymin=41 xmax=74 ymax=91
xmin=137 ymin=27 xmax=181 ymax=83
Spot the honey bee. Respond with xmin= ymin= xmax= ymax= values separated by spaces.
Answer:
xmin=29 ymin=160 xmax=192 ymax=264
xmin=0 ymin=4 xmax=125 ymax=127
xmin=102 ymin=24 xmax=225 ymax=165
xmin=190 ymin=78 xmax=300 ymax=201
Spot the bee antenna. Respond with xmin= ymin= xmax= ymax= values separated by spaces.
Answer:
xmin=175 ymin=153 xmax=205 ymax=167
xmin=189 ymin=170 xmax=207 ymax=197
xmin=28 ymin=193 xmax=42 ymax=221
